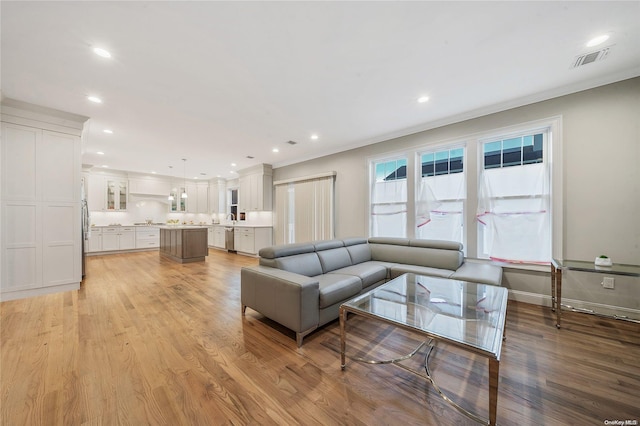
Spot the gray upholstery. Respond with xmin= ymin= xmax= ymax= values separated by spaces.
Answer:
xmin=315 ymin=273 xmax=361 ymax=308
xmin=241 ymin=236 xmax=503 ymax=346
xmin=317 ymin=247 xmax=353 ymax=273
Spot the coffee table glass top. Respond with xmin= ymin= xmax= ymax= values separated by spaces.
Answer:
xmin=342 ymin=274 xmax=508 ymax=358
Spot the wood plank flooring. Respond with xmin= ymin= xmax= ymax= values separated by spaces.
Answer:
xmin=2 ymin=249 xmax=639 ymax=425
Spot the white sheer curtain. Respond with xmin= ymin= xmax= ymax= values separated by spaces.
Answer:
xmin=477 ymin=163 xmax=550 ymax=263
xmin=274 ymin=174 xmax=335 ymax=244
xmin=371 ymin=179 xmax=407 ymax=237
xmin=416 ymin=172 xmax=465 ymax=243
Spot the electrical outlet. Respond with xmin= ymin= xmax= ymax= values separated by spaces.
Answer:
xmin=602 ymin=277 xmax=615 ymax=289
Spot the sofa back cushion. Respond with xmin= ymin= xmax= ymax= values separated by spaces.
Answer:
xmin=267 ymin=253 xmax=323 ymax=277
xmin=259 ymin=242 xmax=323 ymax=276
xmin=316 ymin=247 xmax=353 ymax=273
xmin=344 ymin=238 xmax=372 ymax=264
xmin=368 ymin=237 xmax=463 ymax=271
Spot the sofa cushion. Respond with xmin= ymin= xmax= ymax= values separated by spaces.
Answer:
xmin=345 ymin=242 xmax=372 ymax=264
xmin=314 ymin=274 xmax=362 ymax=308
xmin=329 ymin=262 xmax=388 ymax=288
xmin=272 ymin=252 xmax=323 ymax=277
xmin=450 ymin=262 xmax=503 ymax=286
xmin=370 ymin=243 xmax=463 ymax=271
xmin=389 ymin=264 xmax=454 ymax=280
xmin=317 ymin=247 xmax=353 ymax=273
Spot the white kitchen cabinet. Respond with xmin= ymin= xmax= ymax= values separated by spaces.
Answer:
xmin=106 ymin=180 xmax=128 ymax=211
xmin=87 ymin=228 xmax=103 ymax=252
xmin=238 ymin=164 xmax=272 ymax=212
xmin=185 ymin=182 xmax=209 ymax=214
xmin=208 ymin=179 xmax=226 ymax=215
xmin=87 ymin=174 xmax=106 ymax=211
xmin=212 ymin=226 xmax=226 ymax=249
xmin=1 ymin=99 xmax=87 ymax=301
xmin=169 ymin=184 xmax=187 ymax=212
xmin=129 ymin=177 xmax=171 ymax=197
xmin=234 ymin=227 xmax=272 ymax=255
xmin=135 ymin=226 xmax=159 ymax=249
xmin=207 ymin=227 xmax=214 ymax=246
xmin=102 ymin=227 xmax=135 ymax=251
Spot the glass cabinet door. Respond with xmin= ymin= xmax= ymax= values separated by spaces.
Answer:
xmin=107 ymin=181 xmax=116 ymax=210
xmin=106 ymin=180 xmax=127 ymax=211
xmin=118 ymin=181 xmax=127 ymax=210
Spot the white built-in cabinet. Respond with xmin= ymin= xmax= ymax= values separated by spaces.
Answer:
xmin=102 ymin=227 xmax=135 ymax=251
xmin=86 ymin=174 xmax=127 ymax=211
xmin=185 ymin=182 xmax=209 ymax=214
xmin=209 ymin=179 xmax=226 ymax=215
xmin=1 ymin=99 xmax=87 ymax=301
xmin=234 ymin=227 xmax=272 ymax=255
xmin=211 ymin=226 xmax=226 ymax=249
xmin=238 ymin=164 xmax=272 ymax=212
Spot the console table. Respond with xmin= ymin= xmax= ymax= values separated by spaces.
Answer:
xmin=550 ymin=259 xmax=640 ymax=328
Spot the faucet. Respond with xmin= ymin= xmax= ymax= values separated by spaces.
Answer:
xmin=226 ymin=213 xmax=236 ymax=224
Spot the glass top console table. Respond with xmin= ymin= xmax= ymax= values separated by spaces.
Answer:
xmin=550 ymin=259 xmax=640 ymax=328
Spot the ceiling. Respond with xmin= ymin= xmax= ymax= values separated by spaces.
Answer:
xmin=2 ymin=1 xmax=639 ymax=180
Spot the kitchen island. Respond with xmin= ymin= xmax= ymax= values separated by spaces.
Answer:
xmin=159 ymin=226 xmax=208 ymax=263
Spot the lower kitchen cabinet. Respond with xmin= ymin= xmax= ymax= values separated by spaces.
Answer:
xmin=101 ymin=227 xmax=136 ymax=251
xmin=234 ymin=227 xmax=272 ymax=255
xmin=87 ymin=228 xmax=103 ymax=252
xmin=211 ymin=226 xmax=226 ymax=249
xmin=135 ymin=226 xmax=160 ymax=249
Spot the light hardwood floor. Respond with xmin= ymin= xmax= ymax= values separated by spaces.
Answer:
xmin=1 ymin=249 xmax=639 ymax=425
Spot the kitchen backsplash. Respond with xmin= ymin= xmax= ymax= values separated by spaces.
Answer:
xmin=89 ymin=199 xmax=273 ymax=226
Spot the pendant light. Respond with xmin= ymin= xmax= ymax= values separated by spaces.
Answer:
xmin=167 ymin=165 xmax=175 ymax=201
xmin=181 ymin=158 xmax=188 ymax=199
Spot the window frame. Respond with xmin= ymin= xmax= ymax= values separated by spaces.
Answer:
xmin=367 ymin=116 xmax=562 ymax=270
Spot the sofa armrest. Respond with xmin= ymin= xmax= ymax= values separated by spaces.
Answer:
xmin=450 ymin=262 xmax=503 ymax=286
xmin=241 ymin=266 xmax=320 ymax=333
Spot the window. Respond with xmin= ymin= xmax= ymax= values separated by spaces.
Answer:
xmin=416 ymin=147 xmax=465 ymax=244
xmin=228 ymin=188 xmax=238 ymax=219
xmin=370 ymin=158 xmax=407 ymax=237
xmin=477 ymin=131 xmax=550 ymax=263
xmin=368 ymin=118 xmax=560 ymax=265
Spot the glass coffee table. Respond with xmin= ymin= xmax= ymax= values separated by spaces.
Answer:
xmin=339 ymin=273 xmax=508 ymax=426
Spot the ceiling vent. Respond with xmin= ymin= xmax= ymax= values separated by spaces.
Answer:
xmin=287 ymin=140 xmax=297 ymax=145
xmin=571 ymin=47 xmax=611 ymax=68
xmin=246 ymin=155 xmax=254 ymax=159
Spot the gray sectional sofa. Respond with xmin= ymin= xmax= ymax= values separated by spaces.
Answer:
xmin=241 ymin=237 xmax=503 ymax=346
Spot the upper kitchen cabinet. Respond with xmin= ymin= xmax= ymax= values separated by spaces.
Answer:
xmin=106 ymin=179 xmax=128 ymax=211
xmin=238 ymin=164 xmax=272 ymax=212
xmin=185 ymin=182 xmax=209 ymax=214
xmin=1 ymin=98 xmax=88 ymax=301
xmin=85 ymin=173 xmax=128 ymax=211
xmin=169 ymin=184 xmax=187 ymax=212
xmin=208 ymin=178 xmax=226 ymax=215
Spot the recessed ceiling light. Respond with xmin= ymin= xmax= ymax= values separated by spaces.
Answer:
xmin=231 ymin=163 xmax=237 ymax=167
xmin=417 ymin=96 xmax=429 ymax=103
xmin=194 ymin=177 xmax=198 ymax=180
xmin=87 ymin=96 xmax=103 ymax=104
xmin=151 ymin=171 xmax=157 ymax=174
xmin=103 ymin=129 xmax=113 ymax=134
xmin=587 ymin=34 xmax=610 ymax=47
xmin=272 ymin=148 xmax=279 ymax=153
xmin=93 ymin=47 xmax=112 ymax=58
xmin=311 ymin=134 xmax=319 ymax=140
xmin=102 ymin=165 xmax=109 ymax=168
xmin=97 ymin=151 xmax=105 ymax=155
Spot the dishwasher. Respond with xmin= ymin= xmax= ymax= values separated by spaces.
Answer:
xmin=225 ymin=226 xmax=235 ymax=252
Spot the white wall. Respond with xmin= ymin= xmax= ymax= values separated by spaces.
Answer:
xmin=272 ymin=77 xmax=640 ymax=313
